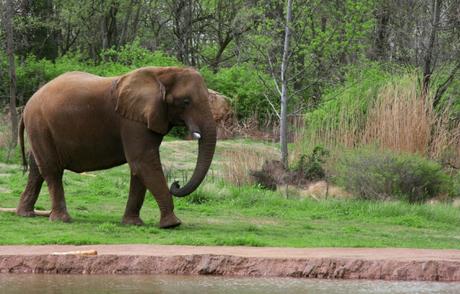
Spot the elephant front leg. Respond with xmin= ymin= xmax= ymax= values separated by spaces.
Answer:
xmin=122 ymin=174 xmax=146 ymax=226
xmin=142 ymin=173 xmax=182 ymax=229
xmin=131 ymin=152 xmax=181 ymax=229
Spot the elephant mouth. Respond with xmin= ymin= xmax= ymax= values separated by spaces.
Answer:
xmin=183 ymin=118 xmax=201 ymax=140
xmin=167 ymin=122 xmax=201 ymax=140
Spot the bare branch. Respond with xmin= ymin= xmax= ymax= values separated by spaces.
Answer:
xmin=263 ymin=93 xmax=281 ymax=119
xmin=267 ymin=54 xmax=282 ymax=95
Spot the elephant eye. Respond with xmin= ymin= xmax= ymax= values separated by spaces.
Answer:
xmin=183 ymin=98 xmax=190 ymax=106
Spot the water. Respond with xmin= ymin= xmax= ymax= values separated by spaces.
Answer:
xmin=1 ymin=274 xmax=460 ymax=294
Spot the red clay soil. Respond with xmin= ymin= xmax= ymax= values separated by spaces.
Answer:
xmin=1 ymin=245 xmax=460 ymax=281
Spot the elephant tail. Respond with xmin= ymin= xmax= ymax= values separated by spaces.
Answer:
xmin=19 ymin=116 xmax=28 ymax=173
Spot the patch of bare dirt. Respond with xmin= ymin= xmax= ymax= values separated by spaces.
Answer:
xmin=299 ymin=181 xmax=352 ymax=199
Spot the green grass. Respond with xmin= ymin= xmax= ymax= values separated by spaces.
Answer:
xmin=0 ymin=139 xmax=459 ymax=248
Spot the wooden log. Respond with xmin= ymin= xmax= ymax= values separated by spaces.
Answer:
xmin=0 ymin=207 xmax=51 ymax=217
xmin=51 ymin=250 xmax=98 ymax=256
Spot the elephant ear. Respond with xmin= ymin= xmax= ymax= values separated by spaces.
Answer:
xmin=115 ymin=69 xmax=168 ymax=135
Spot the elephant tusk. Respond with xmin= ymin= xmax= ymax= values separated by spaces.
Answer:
xmin=192 ymin=132 xmax=201 ymax=140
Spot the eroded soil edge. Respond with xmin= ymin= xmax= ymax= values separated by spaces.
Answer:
xmin=1 ymin=254 xmax=460 ymax=281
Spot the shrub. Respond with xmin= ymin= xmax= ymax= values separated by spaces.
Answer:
xmin=200 ymin=64 xmax=272 ymax=122
xmin=168 ymin=126 xmax=188 ymax=138
xmin=100 ymin=40 xmax=181 ymax=68
xmin=292 ymin=145 xmax=329 ymax=180
xmin=335 ymin=147 xmax=451 ymax=203
xmin=8 ymin=42 xmax=183 ymax=107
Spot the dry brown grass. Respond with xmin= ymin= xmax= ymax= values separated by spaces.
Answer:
xmin=362 ymin=80 xmax=460 ymax=161
xmin=0 ymin=112 xmax=12 ymax=149
xmin=292 ymin=95 xmax=367 ymax=161
xmin=295 ymin=74 xmax=460 ymax=164
xmin=429 ymin=107 xmax=460 ymax=165
xmin=221 ymin=146 xmax=276 ymax=186
xmin=362 ymin=81 xmax=431 ymax=154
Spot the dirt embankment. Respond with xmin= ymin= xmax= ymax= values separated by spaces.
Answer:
xmin=1 ymin=245 xmax=460 ymax=281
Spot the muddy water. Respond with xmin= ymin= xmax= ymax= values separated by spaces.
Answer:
xmin=1 ymin=274 xmax=460 ymax=294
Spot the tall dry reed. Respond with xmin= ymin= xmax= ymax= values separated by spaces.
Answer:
xmin=362 ymin=81 xmax=431 ymax=154
xmin=293 ymin=93 xmax=367 ymax=160
xmin=296 ymin=74 xmax=460 ymax=163
xmin=0 ymin=112 xmax=12 ymax=148
xmin=221 ymin=146 xmax=276 ymax=186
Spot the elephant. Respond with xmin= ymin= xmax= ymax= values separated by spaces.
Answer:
xmin=15 ymin=66 xmax=216 ymax=228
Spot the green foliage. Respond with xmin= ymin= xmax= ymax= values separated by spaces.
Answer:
xmin=6 ymin=42 xmax=272 ymax=126
xmin=168 ymin=126 xmax=188 ymax=139
xmin=100 ymin=40 xmax=181 ymax=68
xmin=0 ymin=146 xmax=23 ymax=165
xmin=97 ymin=222 xmax=120 ymax=234
xmin=201 ymin=64 xmax=272 ymax=121
xmin=306 ymin=63 xmax=392 ymax=132
xmin=185 ymin=189 xmax=212 ymax=205
xmin=431 ymin=65 xmax=460 ymax=120
xmin=452 ymin=172 xmax=460 ymax=198
xmin=335 ymin=147 xmax=451 ymax=203
xmin=292 ymin=145 xmax=329 ymax=181
xmin=297 ymin=63 xmax=413 ymax=154
xmin=8 ymin=42 xmax=183 ymax=105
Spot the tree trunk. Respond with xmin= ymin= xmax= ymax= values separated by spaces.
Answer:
xmin=119 ymin=0 xmax=134 ymax=45
xmin=4 ymin=0 xmax=18 ymax=147
xmin=280 ymin=0 xmax=292 ymax=169
xmin=130 ymin=1 xmax=142 ymax=41
xmin=374 ymin=3 xmax=390 ymax=61
xmin=422 ymin=0 xmax=442 ymax=96
xmin=101 ymin=14 xmax=109 ymax=51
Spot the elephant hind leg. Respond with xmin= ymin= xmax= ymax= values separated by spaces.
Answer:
xmin=45 ymin=171 xmax=72 ymax=222
xmin=122 ymin=174 xmax=146 ymax=226
xmin=17 ymin=153 xmax=44 ymax=217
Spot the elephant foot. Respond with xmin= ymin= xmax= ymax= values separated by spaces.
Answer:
xmin=49 ymin=210 xmax=72 ymax=223
xmin=159 ymin=213 xmax=182 ymax=229
xmin=16 ymin=208 xmax=36 ymax=217
xmin=121 ymin=215 xmax=144 ymax=226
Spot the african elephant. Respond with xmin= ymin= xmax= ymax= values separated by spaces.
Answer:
xmin=16 ymin=67 xmax=216 ymax=228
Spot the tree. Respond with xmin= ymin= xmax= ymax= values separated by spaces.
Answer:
xmin=249 ymin=0 xmax=374 ymax=167
xmin=422 ymin=0 xmax=442 ymax=96
xmin=369 ymin=0 xmax=460 ymax=106
xmin=280 ymin=0 xmax=292 ymax=168
xmin=201 ymin=0 xmax=253 ymax=72
xmin=15 ymin=0 xmax=59 ymax=61
xmin=166 ymin=0 xmax=208 ymax=66
xmin=3 ymin=0 xmax=19 ymax=147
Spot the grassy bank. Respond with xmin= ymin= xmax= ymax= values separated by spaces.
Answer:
xmin=0 ymin=139 xmax=459 ymax=248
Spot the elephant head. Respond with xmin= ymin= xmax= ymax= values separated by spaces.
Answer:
xmin=115 ymin=67 xmax=217 ymax=197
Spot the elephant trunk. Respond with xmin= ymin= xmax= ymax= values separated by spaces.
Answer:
xmin=170 ymin=119 xmax=216 ymax=197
